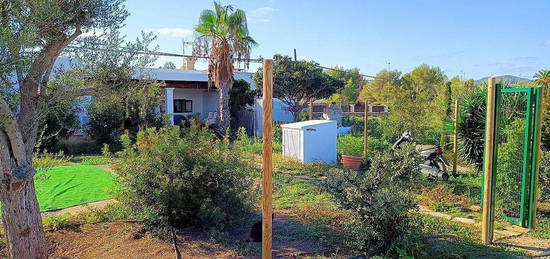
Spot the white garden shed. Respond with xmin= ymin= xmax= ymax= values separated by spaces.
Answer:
xmin=281 ymin=120 xmax=337 ymax=164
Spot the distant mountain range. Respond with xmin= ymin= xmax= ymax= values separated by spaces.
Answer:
xmin=475 ymin=75 xmax=532 ymax=85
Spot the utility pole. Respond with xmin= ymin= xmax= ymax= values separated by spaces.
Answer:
xmin=294 ymin=48 xmax=297 ymax=62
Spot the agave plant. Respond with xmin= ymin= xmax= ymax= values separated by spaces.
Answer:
xmin=456 ymin=84 xmax=529 ymax=170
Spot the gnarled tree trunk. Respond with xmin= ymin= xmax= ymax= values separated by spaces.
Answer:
xmin=0 ymin=165 xmax=47 ymax=259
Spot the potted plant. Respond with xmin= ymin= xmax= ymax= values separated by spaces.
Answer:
xmin=338 ymin=135 xmax=364 ymax=170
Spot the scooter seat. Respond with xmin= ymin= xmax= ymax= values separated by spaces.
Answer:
xmin=415 ymin=145 xmax=437 ymax=152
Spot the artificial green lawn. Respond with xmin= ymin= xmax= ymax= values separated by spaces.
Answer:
xmin=34 ymin=165 xmax=114 ymax=211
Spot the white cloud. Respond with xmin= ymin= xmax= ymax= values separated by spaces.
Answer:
xmin=250 ymin=7 xmax=275 ymax=23
xmin=149 ymin=28 xmax=193 ymax=38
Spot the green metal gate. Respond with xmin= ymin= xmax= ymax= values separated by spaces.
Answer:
xmin=482 ymin=84 xmax=543 ymax=228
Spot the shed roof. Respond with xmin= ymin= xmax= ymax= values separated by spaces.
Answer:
xmin=280 ymin=120 xmax=336 ymax=129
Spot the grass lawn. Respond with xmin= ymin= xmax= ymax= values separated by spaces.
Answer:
xmin=34 ymin=165 xmax=114 ymax=211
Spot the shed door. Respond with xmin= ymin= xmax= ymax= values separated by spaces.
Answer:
xmin=283 ymin=128 xmax=302 ymax=161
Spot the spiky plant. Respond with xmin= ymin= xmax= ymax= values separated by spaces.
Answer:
xmin=193 ymin=2 xmax=257 ymax=132
xmin=533 ymin=70 xmax=550 ymax=150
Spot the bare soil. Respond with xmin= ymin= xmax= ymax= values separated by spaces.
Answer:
xmin=46 ymin=212 xmax=331 ymax=259
xmin=48 ymin=222 xmax=240 ymax=259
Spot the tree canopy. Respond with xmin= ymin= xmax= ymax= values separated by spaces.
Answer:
xmin=326 ymin=67 xmax=365 ymax=104
xmin=253 ymin=54 xmax=343 ymax=120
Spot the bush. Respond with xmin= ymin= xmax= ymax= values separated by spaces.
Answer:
xmin=342 ymin=115 xmax=384 ymax=138
xmin=338 ymin=134 xmax=364 ymax=156
xmin=113 ymin=126 xmax=255 ymax=233
xmin=338 ymin=134 xmax=391 ymax=157
xmin=322 ymin=144 xmax=423 ymax=256
xmin=540 ymin=152 xmax=550 ymax=201
xmin=495 ymin=118 xmax=525 ymax=217
xmin=236 ymin=127 xmax=281 ymax=154
xmin=33 ymin=151 xmax=70 ymax=168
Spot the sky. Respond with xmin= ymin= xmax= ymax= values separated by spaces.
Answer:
xmin=120 ymin=0 xmax=550 ymax=80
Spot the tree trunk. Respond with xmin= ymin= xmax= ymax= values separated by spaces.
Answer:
xmin=0 ymin=164 xmax=47 ymax=259
xmin=218 ymin=80 xmax=231 ymax=132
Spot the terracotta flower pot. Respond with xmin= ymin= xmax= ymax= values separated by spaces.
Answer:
xmin=341 ymin=154 xmax=363 ymax=170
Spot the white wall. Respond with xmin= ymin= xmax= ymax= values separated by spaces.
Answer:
xmin=254 ymin=98 xmax=294 ymax=136
xmin=173 ymin=88 xmax=205 ymax=120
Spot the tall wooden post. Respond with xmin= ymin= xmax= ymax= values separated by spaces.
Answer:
xmin=364 ymin=100 xmax=368 ymax=158
xmin=453 ymin=100 xmax=459 ymax=175
xmin=262 ymin=59 xmax=273 ymax=259
xmin=482 ymin=77 xmax=497 ymax=245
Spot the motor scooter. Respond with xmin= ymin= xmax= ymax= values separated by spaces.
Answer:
xmin=393 ymin=131 xmax=449 ymax=181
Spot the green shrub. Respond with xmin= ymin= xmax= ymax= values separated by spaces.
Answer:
xmin=33 ymin=151 xmax=70 ymax=168
xmin=495 ymin=118 xmax=525 ymax=217
xmin=321 ymin=144 xmax=423 ymax=256
xmin=342 ymin=115 xmax=384 ymax=138
xmin=338 ymin=134 xmax=364 ymax=156
xmin=236 ymin=127 xmax=281 ymax=154
xmin=540 ymin=151 xmax=550 ymax=201
xmin=113 ymin=126 xmax=255 ymax=233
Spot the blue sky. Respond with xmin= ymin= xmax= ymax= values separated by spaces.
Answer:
xmin=121 ymin=0 xmax=550 ymax=79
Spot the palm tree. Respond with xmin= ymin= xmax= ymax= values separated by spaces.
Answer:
xmin=194 ymin=2 xmax=257 ymax=132
xmin=534 ymin=69 xmax=550 ymax=93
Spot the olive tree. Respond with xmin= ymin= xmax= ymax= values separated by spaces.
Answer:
xmin=0 ymin=1 xmax=140 ymax=257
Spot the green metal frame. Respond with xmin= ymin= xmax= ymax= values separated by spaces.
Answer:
xmin=481 ymin=85 xmax=542 ymax=228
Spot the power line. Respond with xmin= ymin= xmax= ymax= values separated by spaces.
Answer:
xmin=65 ymin=45 xmax=377 ymax=79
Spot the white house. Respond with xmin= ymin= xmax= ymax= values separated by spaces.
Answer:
xmin=135 ymin=59 xmax=294 ymax=136
xmin=10 ymin=57 xmax=294 ymax=137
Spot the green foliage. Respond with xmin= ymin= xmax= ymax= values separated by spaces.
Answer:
xmin=161 ymin=61 xmax=176 ymax=69
xmin=35 ymin=90 xmax=82 ymax=152
xmin=229 ymin=79 xmax=256 ymax=129
xmin=253 ymin=54 xmax=343 ymax=120
xmin=321 ymin=144 xmax=423 ymax=256
xmin=457 ymin=86 xmax=487 ymax=168
xmin=458 ymin=85 xmax=531 ymax=170
xmin=326 ymin=67 xmax=365 ymax=103
xmin=539 ymin=152 xmax=550 ymax=201
xmin=342 ymin=115 xmax=384 ymax=138
xmin=113 ymin=126 xmax=255 ymax=232
xmin=495 ymin=118 xmax=525 ymax=217
xmin=86 ymin=77 xmax=165 ymax=144
xmin=359 ymin=65 xmax=451 ymax=144
xmin=338 ymin=134 xmax=363 ymax=156
xmin=235 ymin=127 xmax=281 ymax=154
xmin=33 ymin=151 xmax=70 ymax=168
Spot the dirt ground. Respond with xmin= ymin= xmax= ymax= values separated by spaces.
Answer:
xmin=47 ymin=213 xmax=329 ymax=259
xmin=48 ymin=222 xmax=241 ymax=259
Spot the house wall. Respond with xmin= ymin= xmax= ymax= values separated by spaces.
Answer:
xmin=254 ymin=98 xmax=295 ymax=137
xmin=173 ymin=88 xmax=206 ymax=120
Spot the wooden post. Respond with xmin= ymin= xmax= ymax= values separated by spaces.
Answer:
xmin=453 ymin=99 xmax=459 ymax=175
xmin=364 ymin=100 xmax=368 ymax=158
xmin=262 ymin=59 xmax=273 ymax=259
xmin=482 ymin=77 xmax=497 ymax=245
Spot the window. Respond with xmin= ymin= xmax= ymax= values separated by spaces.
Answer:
xmin=174 ymin=99 xmax=192 ymax=113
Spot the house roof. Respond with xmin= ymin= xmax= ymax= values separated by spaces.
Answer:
xmin=135 ymin=68 xmax=257 ymax=89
